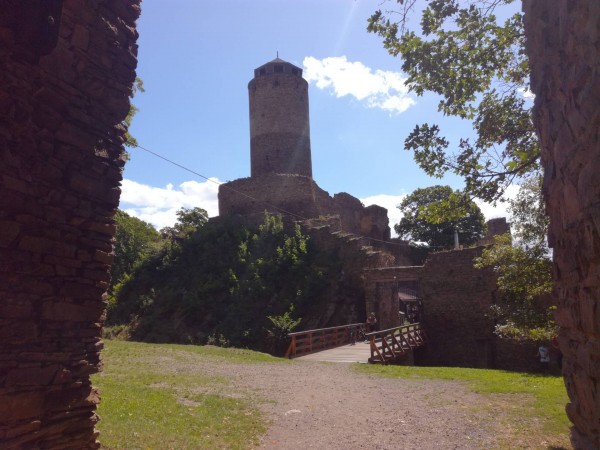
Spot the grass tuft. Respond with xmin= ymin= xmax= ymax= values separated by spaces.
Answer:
xmin=356 ymin=364 xmax=570 ymax=449
xmin=93 ymin=340 xmax=278 ymax=449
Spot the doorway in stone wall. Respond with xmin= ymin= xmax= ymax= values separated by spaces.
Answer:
xmin=397 ymin=280 xmax=422 ymax=324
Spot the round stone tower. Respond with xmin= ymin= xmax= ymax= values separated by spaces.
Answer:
xmin=248 ymin=58 xmax=313 ymax=178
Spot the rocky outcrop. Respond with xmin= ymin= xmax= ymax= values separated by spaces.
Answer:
xmin=523 ymin=1 xmax=600 ymax=448
xmin=0 ymin=0 xmax=139 ymax=447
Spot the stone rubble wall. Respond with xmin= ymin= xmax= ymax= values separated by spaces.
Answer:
xmin=301 ymin=222 xmax=396 ymax=328
xmin=218 ymin=174 xmax=391 ymax=242
xmin=410 ymin=247 xmax=497 ymax=368
xmin=366 ymin=248 xmax=497 ymax=368
xmin=523 ymin=1 xmax=600 ymax=448
xmin=0 ymin=0 xmax=139 ymax=448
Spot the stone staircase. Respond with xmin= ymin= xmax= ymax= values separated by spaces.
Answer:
xmin=301 ymin=218 xmax=396 ymax=270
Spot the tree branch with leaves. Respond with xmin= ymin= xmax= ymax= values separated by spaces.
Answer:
xmin=368 ymin=0 xmax=539 ymax=202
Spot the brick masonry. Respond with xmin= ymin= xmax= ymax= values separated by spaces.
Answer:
xmin=0 ymin=0 xmax=139 ymax=447
xmin=249 ymin=59 xmax=312 ymax=178
xmin=366 ymin=247 xmax=499 ymax=368
xmin=523 ymin=1 xmax=600 ymax=448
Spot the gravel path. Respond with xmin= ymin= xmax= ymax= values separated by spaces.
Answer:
xmin=204 ymin=359 xmax=506 ymax=449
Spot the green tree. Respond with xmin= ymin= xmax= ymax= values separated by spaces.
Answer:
xmin=474 ymin=177 xmax=554 ymax=340
xmin=396 ymin=185 xmax=486 ymax=248
xmin=111 ymin=210 xmax=160 ymax=292
xmin=125 ymin=77 xmax=145 ymax=148
xmin=368 ymin=0 xmax=539 ymax=202
xmin=508 ymin=175 xmax=549 ymax=247
xmin=174 ymin=206 xmax=209 ymax=236
xmin=474 ymin=234 xmax=554 ymax=340
xmin=108 ymin=213 xmax=332 ymax=352
xmin=160 ymin=207 xmax=209 ymax=239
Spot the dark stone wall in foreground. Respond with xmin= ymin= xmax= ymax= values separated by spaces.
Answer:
xmin=524 ymin=1 xmax=600 ymax=448
xmin=0 ymin=0 xmax=140 ymax=447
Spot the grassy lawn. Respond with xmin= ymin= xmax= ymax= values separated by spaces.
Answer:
xmin=92 ymin=340 xmax=281 ymax=450
xmin=356 ymin=364 xmax=571 ymax=449
xmin=94 ymin=341 xmax=571 ymax=449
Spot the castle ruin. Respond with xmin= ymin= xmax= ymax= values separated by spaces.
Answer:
xmin=218 ymin=58 xmax=391 ymax=242
xmin=1 ymin=2 xmax=599 ymax=448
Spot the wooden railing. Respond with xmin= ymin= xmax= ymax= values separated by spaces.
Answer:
xmin=284 ymin=323 xmax=366 ymax=358
xmin=366 ymin=323 xmax=428 ymax=364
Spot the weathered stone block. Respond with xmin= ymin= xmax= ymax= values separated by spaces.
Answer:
xmin=0 ymin=391 xmax=44 ymax=422
xmin=5 ymin=364 xmax=59 ymax=387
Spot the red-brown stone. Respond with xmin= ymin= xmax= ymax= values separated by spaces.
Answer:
xmin=0 ymin=0 xmax=140 ymax=446
xmin=524 ymin=0 xmax=600 ymax=447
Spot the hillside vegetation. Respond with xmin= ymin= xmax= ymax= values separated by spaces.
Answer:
xmin=107 ymin=213 xmax=355 ymax=353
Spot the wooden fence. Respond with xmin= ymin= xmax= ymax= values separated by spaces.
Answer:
xmin=284 ymin=323 xmax=366 ymax=358
xmin=366 ymin=323 xmax=428 ymax=364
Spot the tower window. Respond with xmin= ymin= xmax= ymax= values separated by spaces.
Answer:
xmin=259 ymin=68 xmax=266 ymax=76
xmin=291 ymin=68 xmax=298 ymax=76
xmin=274 ymin=65 xmax=283 ymax=73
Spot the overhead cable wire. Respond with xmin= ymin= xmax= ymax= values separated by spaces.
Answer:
xmin=129 ymin=141 xmax=420 ymax=248
xmin=132 ymin=142 xmax=309 ymax=222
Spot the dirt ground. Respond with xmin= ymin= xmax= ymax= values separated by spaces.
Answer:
xmin=201 ymin=358 xmax=565 ymax=450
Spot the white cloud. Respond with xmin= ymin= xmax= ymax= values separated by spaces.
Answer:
xmin=474 ymin=184 xmax=520 ymax=223
xmin=362 ymin=186 xmax=518 ymax=238
xmin=120 ymin=178 xmax=220 ymax=229
xmin=518 ymin=86 xmax=535 ymax=99
xmin=303 ymin=56 xmax=416 ymax=114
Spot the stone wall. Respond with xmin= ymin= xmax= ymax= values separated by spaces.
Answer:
xmin=523 ymin=1 xmax=600 ymax=447
xmin=0 ymin=0 xmax=139 ymax=448
xmin=366 ymin=247 xmax=498 ymax=368
xmin=301 ymin=222 xmax=396 ymax=328
xmin=479 ymin=217 xmax=511 ymax=245
xmin=218 ymin=174 xmax=392 ymax=241
xmin=413 ymin=248 xmax=498 ymax=368
xmin=249 ymin=63 xmax=312 ymax=178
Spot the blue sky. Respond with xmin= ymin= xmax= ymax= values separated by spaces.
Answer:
xmin=121 ymin=0 xmax=514 ymax=233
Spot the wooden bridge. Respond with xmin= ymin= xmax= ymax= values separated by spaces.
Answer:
xmin=285 ymin=323 xmax=428 ymax=364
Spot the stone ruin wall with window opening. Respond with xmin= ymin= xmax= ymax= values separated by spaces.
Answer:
xmin=524 ymin=1 xmax=600 ymax=448
xmin=0 ymin=0 xmax=140 ymax=447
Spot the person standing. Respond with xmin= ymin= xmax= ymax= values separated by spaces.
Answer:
xmin=366 ymin=312 xmax=377 ymax=333
xmin=537 ymin=343 xmax=550 ymax=373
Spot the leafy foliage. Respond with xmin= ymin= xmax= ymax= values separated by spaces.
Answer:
xmin=124 ymin=77 xmax=145 ymax=148
xmin=160 ymin=206 xmax=209 ymax=239
xmin=474 ymin=234 xmax=554 ymax=340
xmin=368 ymin=0 xmax=539 ymax=201
xmin=267 ymin=305 xmax=303 ymax=354
xmin=395 ymin=185 xmax=486 ymax=248
xmin=110 ymin=210 xmax=161 ymax=295
xmin=474 ymin=177 xmax=554 ymax=340
xmin=108 ymin=214 xmax=335 ymax=353
xmin=507 ymin=175 xmax=549 ymax=247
